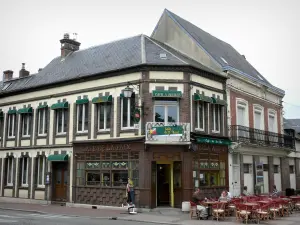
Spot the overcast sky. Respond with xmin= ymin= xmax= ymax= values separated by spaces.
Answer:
xmin=0 ymin=0 xmax=299 ymax=118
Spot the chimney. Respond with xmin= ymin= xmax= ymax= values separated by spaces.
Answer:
xmin=19 ymin=63 xmax=30 ymax=78
xmin=38 ymin=68 xmax=43 ymax=72
xmin=60 ymin=33 xmax=81 ymax=58
xmin=242 ymin=55 xmax=246 ymax=59
xmin=3 ymin=70 xmax=13 ymax=82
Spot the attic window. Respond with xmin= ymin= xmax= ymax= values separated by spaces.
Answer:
xmin=160 ymin=53 xmax=167 ymax=60
xmin=257 ymin=75 xmax=264 ymax=81
xmin=220 ymin=57 xmax=228 ymax=64
xmin=2 ymin=83 xmax=11 ymax=91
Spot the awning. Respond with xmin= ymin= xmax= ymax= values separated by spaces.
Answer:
xmin=17 ymin=107 xmax=33 ymax=114
xmin=152 ymin=90 xmax=182 ymax=98
xmin=197 ymin=137 xmax=231 ymax=145
xmin=211 ymin=97 xmax=227 ymax=105
xmin=8 ymin=109 xmax=16 ymax=114
xmin=37 ymin=104 xmax=48 ymax=109
xmin=0 ymin=111 xmax=3 ymax=118
xmin=76 ymin=98 xmax=89 ymax=104
xmin=194 ymin=93 xmax=213 ymax=103
xmin=51 ymin=102 xmax=69 ymax=110
xmin=47 ymin=154 xmax=69 ymax=161
xmin=92 ymin=95 xmax=112 ymax=104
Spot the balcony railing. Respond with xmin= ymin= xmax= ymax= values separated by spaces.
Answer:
xmin=229 ymin=125 xmax=295 ymax=150
xmin=145 ymin=122 xmax=190 ymax=143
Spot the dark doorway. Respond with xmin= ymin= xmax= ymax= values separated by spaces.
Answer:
xmin=157 ymin=164 xmax=170 ymax=206
xmin=52 ymin=162 xmax=68 ymax=201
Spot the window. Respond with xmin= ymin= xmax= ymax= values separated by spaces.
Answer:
xmin=77 ymin=104 xmax=88 ymax=133
xmin=7 ymin=114 xmax=16 ymax=138
xmin=212 ymin=104 xmax=220 ymax=132
xmin=56 ymin=109 xmax=68 ymax=134
xmin=254 ymin=106 xmax=264 ymax=130
xmin=38 ymin=108 xmax=48 ymax=135
xmin=20 ymin=157 xmax=28 ymax=186
xmin=195 ymin=101 xmax=205 ymax=130
xmin=21 ymin=114 xmax=31 ymax=137
xmin=98 ymin=103 xmax=111 ymax=131
xmin=121 ymin=97 xmax=135 ymax=129
xmin=154 ymin=100 xmax=179 ymax=123
xmin=268 ymin=110 xmax=277 ymax=133
xmin=289 ymin=165 xmax=295 ymax=174
xmin=274 ymin=165 xmax=279 ymax=173
xmin=237 ymin=101 xmax=248 ymax=126
xmin=6 ymin=157 xmax=14 ymax=186
xmin=76 ymin=151 xmax=139 ymax=187
xmin=243 ymin=164 xmax=252 ymax=174
xmin=37 ymin=156 xmax=46 ymax=186
xmin=0 ymin=118 xmax=3 ymax=140
xmin=192 ymin=151 xmax=226 ymax=187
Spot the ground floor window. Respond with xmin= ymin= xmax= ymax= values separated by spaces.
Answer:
xmin=76 ymin=151 xmax=139 ymax=187
xmin=37 ymin=156 xmax=46 ymax=187
xmin=192 ymin=146 xmax=227 ymax=187
xmin=20 ymin=157 xmax=29 ymax=186
xmin=6 ymin=157 xmax=14 ymax=186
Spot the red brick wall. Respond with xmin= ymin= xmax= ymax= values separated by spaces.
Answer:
xmin=230 ymin=90 xmax=282 ymax=133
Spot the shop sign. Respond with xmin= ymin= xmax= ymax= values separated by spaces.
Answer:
xmin=83 ymin=144 xmax=131 ymax=152
xmin=197 ymin=137 xmax=231 ymax=145
xmin=199 ymin=161 xmax=219 ymax=169
xmin=150 ymin=125 xmax=183 ymax=136
xmin=152 ymin=90 xmax=182 ymax=98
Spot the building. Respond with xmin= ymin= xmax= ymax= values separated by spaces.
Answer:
xmin=151 ymin=9 xmax=296 ymax=196
xmin=0 ymin=33 xmax=230 ymax=208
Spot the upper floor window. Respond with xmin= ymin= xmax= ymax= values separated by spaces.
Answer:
xmin=195 ymin=101 xmax=205 ymax=131
xmin=21 ymin=114 xmax=31 ymax=137
xmin=268 ymin=110 xmax=277 ymax=133
xmin=212 ymin=104 xmax=220 ymax=133
xmin=154 ymin=100 xmax=179 ymax=123
xmin=38 ymin=108 xmax=48 ymax=136
xmin=6 ymin=157 xmax=14 ymax=186
xmin=253 ymin=105 xmax=264 ymax=130
xmin=0 ymin=116 xmax=3 ymax=139
xmin=236 ymin=100 xmax=248 ymax=127
xmin=7 ymin=114 xmax=16 ymax=138
xmin=121 ymin=96 xmax=135 ymax=129
xmin=56 ymin=109 xmax=68 ymax=134
xmin=98 ymin=103 xmax=111 ymax=131
xmin=77 ymin=104 xmax=88 ymax=133
xmin=20 ymin=157 xmax=29 ymax=186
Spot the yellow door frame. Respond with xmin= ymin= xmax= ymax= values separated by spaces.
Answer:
xmin=156 ymin=161 xmax=174 ymax=207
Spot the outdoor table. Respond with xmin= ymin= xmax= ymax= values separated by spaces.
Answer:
xmin=244 ymin=202 xmax=259 ymax=206
xmin=257 ymin=200 xmax=270 ymax=204
xmin=203 ymin=201 xmax=218 ymax=216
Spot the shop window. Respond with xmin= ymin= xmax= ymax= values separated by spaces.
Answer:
xmin=192 ymin=152 xmax=226 ymax=187
xmin=195 ymin=101 xmax=205 ymax=131
xmin=38 ymin=108 xmax=48 ymax=136
xmin=6 ymin=157 xmax=14 ymax=186
xmin=77 ymin=103 xmax=88 ymax=133
xmin=20 ymin=157 xmax=28 ymax=186
xmin=21 ymin=114 xmax=31 ymax=137
xmin=7 ymin=114 xmax=16 ymax=138
xmin=154 ymin=100 xmax=179 ymax=123
xmin=98 ymin=103 xmax=111 ymax=131
xmin=56 ymin=109 xmax=68 ymax=134
xmin=274 ymin=165 xmax=279 ymax=173
xmin=75 ymin=151 xmax=139 ymax=187
xmin=243 ymin=164 xmax=252 ymax=174
xmin=37 ymin=156 xmax=46 ymax=187
xmin=289 ymin=165 xmax=295 ymax=174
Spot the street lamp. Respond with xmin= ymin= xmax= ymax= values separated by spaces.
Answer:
xmin=122 ymin=86 xmax=134 ymax=98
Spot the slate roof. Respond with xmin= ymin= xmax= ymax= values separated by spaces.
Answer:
xmin=284 ymin=118 xmax=300 ymax=133
xmin=0 ymin=35 xmax=224 ymax=96
xmin=154 ymin=9 xmax=284 ymax=95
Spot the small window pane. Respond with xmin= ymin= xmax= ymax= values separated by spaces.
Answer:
xmin=155 ymin=106 xmax=165 ymax=122
xmin=86 ymin=172 xmax=100 ymax=185
xmin=167 ymin=106 xmax=177 ymax=122
xmin=122 ymin=99 xmax=128 ymax=127
xmin=84 ymin=104 xmax=88 ymax=131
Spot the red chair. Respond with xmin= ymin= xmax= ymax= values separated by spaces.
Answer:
xmin=189 ymin=201 xmax=198 ymax=219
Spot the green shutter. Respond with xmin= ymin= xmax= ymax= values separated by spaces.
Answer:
xmin=8 ymin=109 xmax=17 ymax=114
xmin=37 ymin=105 xmax=48 ymax=109
xmin=194 ymin=93 xmax=213 ymax=103
xmin=17 ymin=107 xmax=33 ymax=114
xmin=51 ymin=102 xmax=69 ymax=110
xmin=47 ymin=154 xmax=69 ymax=161
xmin=211 ymin=97 xmax=227 ymax=105
xmin=76 ymin=99 xmax=89 ymax=104
xmin=0 ymin=111 xmax=3 ymax=118
xmin=92 ymin=95 xmax=112 ymax=104
xmin=152 ymin=90 xmax=182 ymax=98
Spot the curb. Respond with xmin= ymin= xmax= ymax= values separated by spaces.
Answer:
xmin=116 ymin=217 xmax=180 ymax=225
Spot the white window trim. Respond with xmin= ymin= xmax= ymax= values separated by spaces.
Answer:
xmin=7 ymin=114 xmax=15 ymax=138
xmin=22 ymin=114 xmax=30 ymax=137
xmin=98 ymin=104 xmax=111 ymax=131
xmin=21 ymin=157 xmax=29 ymax=187
xmin=38 ymin=108 xmax=47 ymax=136
xmin=77 ymin=104 xmax=88 ymax=133
xmin=212 ymin=104 xmax=220 ymax=133
xmin=268 ymin=109 xmax=277 ymax=133
xmin=6 ymin=157 xmax=14 ymax=186
xmin=253 ymin=104 xmax=264 ymax=130
xmin=195 ymin=101 xmax=205 ymax=131
xmin=153 ymin=101 xmax=179 ymax=124
xmin=236 ymin=98 xmax=249 ymax=127
xmin=56 ymin=109 xmax=67 ymax=135
xmin=121 ymin=98 xmax=134 ymax=130
xmin=37 ymin=156 xmax=45 ymax=187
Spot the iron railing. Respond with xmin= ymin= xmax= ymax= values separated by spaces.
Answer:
xmin=229 ymin=125 xmax=295 ymax=149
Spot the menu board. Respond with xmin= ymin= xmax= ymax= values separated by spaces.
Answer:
xmin=256 ymin=162 xmax=264 ymax=185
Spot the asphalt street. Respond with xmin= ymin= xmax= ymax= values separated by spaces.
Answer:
xmin=0 ymin=209 xmax=153 ymax=225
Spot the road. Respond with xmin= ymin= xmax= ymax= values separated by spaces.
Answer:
xmin=0 ymin=209 xmax=153 ymax=225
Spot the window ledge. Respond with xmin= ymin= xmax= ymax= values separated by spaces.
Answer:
xmin=97 ymin=130 xmax=110 ymax=135
xmin=19 ymin=186 xmax=29 ymax=189
xmin=21 ymin=136 xmax=31 ymax=140
xmin=37 ymin=185 xmax=45 ymax=189
xmin=4 ymin=185 xmax=13 ymax=189
xmin=195 ymin=128 xmax=205 ymax=132
xmin=75 ymin=132 xmax=88 ymax=137
xmin=212 ymin=130 xmax=220 ymax=134
xmin=55 ymin=133 xmax=67 ymax=137
xmin=7 ymin=137 xmax=15 ymax=140
xmin=38 ymin=134 xmax=47 ymax=137
xmin=37 ymin=135 xmax=48 ymax=140
xmin=120 ymin=128 xmax=136 ymax=133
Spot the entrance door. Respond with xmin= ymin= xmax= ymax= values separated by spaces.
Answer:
xmin=53 ymin=162 xmax=68 ymax=201
xmin=157 ymin=164 xmax=171 ymax=206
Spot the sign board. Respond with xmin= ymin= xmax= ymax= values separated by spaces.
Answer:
xmin=255 ymin=162 xmax=264 ymax=185
xmin=197 ymin=137 xmax=231 ymax=145
xmin=150 ymin=125 xmax=183 ymax=136
xmin=152 ymin=90 xmax=182 ymax=98
xmin=133 ymin=124 xmax=140 ymax=129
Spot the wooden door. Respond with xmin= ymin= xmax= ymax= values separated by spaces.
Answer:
xmin=53 ymin=163 xmax=68 ymax=201
xmin=150 ymin=161 xmax=157 ymax=208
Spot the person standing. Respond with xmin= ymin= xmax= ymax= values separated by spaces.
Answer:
xmin=127 ymin=178 xmax=135 ymax=205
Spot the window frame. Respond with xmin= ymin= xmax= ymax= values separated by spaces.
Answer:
xmin=97 ymin=103 xmax=111 ymax=131
xmin=7 ymin=114 xmax=16 ymax=138
xmin=21 ymin=114 xmax=31 ymax=137
xmin=6 ymin=157 xmax=14 ymax=186
xmin=37 ymin=156 xmax=46 ymax=187
xmin=20 ymin=157 xmax=29 ymax=187
xmin=195 ymin=101 xmax=205 ymax=131
xmin=153 ymin=100 xmax=179 ymax=123
xmin=121 ymin=97 xmax=135 ymax=129
xmin=212 ymin=104 xmax=221 ymax=133
xmin=76 ymin=104 xmax=88 ymax=133
xmin=253 ymin=104 xmax=264 ymax=130
xmin=38 ymin=108 xmax=48 ymax=136
xmin=268 ymin=109 xmax=278 ymax=133
xmin=236 ymin=99 xmax=249 ymax=127
xmin=56 ymin=108 xmax=67 ymax=135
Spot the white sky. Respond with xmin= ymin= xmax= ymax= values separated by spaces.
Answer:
xmin=0 ymin=0 xmax=299 ymax=118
